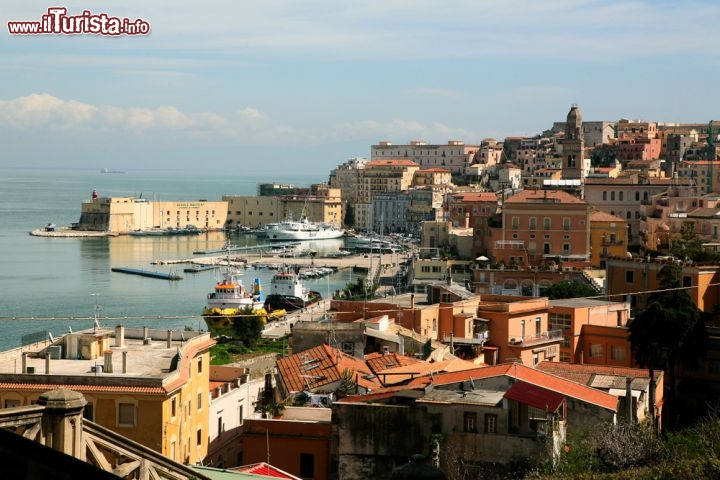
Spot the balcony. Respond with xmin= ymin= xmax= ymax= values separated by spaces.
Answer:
xmin=601 ymin=238 xmax=624 ymax=246
xmin=508 ymin=329 xmax=563 ymax=347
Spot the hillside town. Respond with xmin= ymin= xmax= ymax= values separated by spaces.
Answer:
xmin=5 ymin=105 xmax=720 ymax=479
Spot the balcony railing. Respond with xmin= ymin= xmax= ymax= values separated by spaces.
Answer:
xmin=509 ymin=329 xmax=563 ymax=347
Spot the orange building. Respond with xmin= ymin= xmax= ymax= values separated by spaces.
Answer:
xmin=589 ymin=210 xmax=628 ymax=268
xmin=492 ymin=189 xmax=590 ymax=267
xmin=241 ymin=410 xmax=332 ymax=480
xmin=605 ymin=257 xmax=720 ymax=312
xmin=476 ymin=295 xmax=560 ymax=366
xmin=548 ymin=298 xmax=631 ymax=364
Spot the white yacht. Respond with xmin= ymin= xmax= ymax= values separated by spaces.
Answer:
xmin=265 ymin=216 xmax=344 ymax=241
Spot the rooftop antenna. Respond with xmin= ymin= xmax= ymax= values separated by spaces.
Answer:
xmin=91 ymin=293 xmax=102 ymax=331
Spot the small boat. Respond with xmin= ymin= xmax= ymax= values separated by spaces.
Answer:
xmin=202 ymin=268 xmax=268 ymax=337
xmin=264 ymin=267 xmax=322 ymax=313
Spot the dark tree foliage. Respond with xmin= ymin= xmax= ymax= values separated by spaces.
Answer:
xmin=629 ymin=263 xmax=707 ymax=430
xmin=546 ymin=280 xmax=597 ymax=300
xmin=231 ymin=307 xmax=265 ymax=347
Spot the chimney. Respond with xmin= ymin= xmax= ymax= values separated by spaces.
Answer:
xmin=115 ymin=325 xmax=125 ymax=347
xmin=410 ymin=293 xmax=415 ymax=309
xmin=167 ymin=330 xmax=173 ymax=349
xmin=45 ymin=352 xmax=51 ymax=374
xmin=22 ymin=352 xmax=27 ymax=373
xmin=122 ymin=351 xmax=128 ymax=374
xmin=104 ymin=350 xmax=113 ymax=373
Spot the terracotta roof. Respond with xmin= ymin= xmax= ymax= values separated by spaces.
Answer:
xmin=276 ymin=344 xmax=383 ymax=393
xmin=504 ymin=189 xmax=586 ymax=205
xmin=590 ymin=210 xmax=626 ymax=223
xmin=372 ymin=357 xmax=478 ymax=386
xmin=0 ymin=383 xmax=165 ymax=394
xmin=418 ymin=168 xmax=451 ymax=173
xmin=366 ymin=159 xmax=420 ymax=167
xmin=449 ymin=192 xmax=498 ymax=203
xmin=364 ymin=352 xmax=422 ymax=376
xmin=405 ymin=363 xmax=617 ymax=411
xmin=535 ymin=361 xmax=661 ymax=385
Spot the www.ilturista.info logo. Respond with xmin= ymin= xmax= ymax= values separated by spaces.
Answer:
xmin=8 ymin=7 xmax=150 ymax=35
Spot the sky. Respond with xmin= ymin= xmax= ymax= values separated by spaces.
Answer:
xmin=1 ymin=1 xmax=719 ymax=176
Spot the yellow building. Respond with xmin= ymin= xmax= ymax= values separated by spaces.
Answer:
xmin=0 ymin=326 xmax=215 ymax=465
xmin=224 ymin=185 xmax=343 ymax=229
xmin=589 ymin=210 xmax=628 ymax=268
xmin=77 ymin=192 xmax=228 ymax=233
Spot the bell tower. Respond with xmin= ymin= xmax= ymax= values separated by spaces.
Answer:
xmin=562 ymin=104 xmax=586 ymax=179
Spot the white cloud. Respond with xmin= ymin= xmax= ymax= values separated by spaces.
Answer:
xmin=0 ymin=93 xmax=478 ymax=147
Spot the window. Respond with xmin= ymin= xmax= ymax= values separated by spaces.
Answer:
xmin=511 ymin=217 xmax=519 ymax=229
xmin=198 ymin=357 xmax=203 ymax=374
xmin=464 ymin=412 xmax=477 ymax=432
xmin=84 ymin=402 xmax=95 ymax=421
xmin=589 ymin=343 xmax=603 ymax=358
xmin=300 ymin=453 xmax=315 ymax=478
xmin=535 ymin=317 xmax=541 ymax=335
xmin=563 ymin=217 xmax=570 ymax=230
xmin=543 ymin=217 xmax=551 ymax=230
xmin=549 ymin=313 xmax=571 ymax=331
xmin=171 ymin=397 xmax=177 ymax=417
xmin=611 ymin=191 xmax=615 ymax=201
xmin=611 ymin=345 xmax=626 ymax=361
xmin=603 ymin=191 xmax=607 ymax=201
xmin=218 ymin=417 xmax=224 ymax=435
xmin=197 ymin=428 xmax=202 ymax=446
xmin=521 ymin=320 xmax=525 ymax=338
xmin=563 ymin=243 xmax=570 ymax=253
xmin=635 ymin=192 xmax=640 ymax=201
xmin=683 ymin=276 xmax=692 ymax=288
xmin=4 ymin=399 xmax=20 ymax=408
xmin=625 ymin=270 xmax=634 ymax=283
xmin=529 ymin=217 xmax=537 ymax=229
xmin=118 ymin=403 xmax=136 ymax=427
xmin=342 ymin=342 xmax=354 ymax=355
xmin=197 ymin=392 xmax=202 ymax=410
xmin=484 ymin=414 xmax=497 ymax=433
xmin=619 ymin=191 xmax=624 ymax=201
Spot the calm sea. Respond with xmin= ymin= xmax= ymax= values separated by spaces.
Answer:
xmin=0 ymin=167 xmax=354 ymax=351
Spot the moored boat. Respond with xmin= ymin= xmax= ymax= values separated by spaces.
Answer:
xmin=202 ymin=269 xmax=268 ymax=336
xmin=265 ymin=215 xmax=343 ymax=241
xmin=264 ymin=267 xmax=322 ymax=312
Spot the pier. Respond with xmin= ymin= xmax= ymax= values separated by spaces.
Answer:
xmin=111 ymin=267 xmax=183 ymax=281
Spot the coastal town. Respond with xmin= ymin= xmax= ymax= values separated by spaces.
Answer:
xmin=7 ymin=105 xmax=720 ymax=479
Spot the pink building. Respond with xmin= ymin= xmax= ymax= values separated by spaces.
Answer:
xmin=491 ymin=189 xmax=591 ymax=267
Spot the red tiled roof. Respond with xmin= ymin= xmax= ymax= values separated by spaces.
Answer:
xmin=0 ymin=383 xmax=165 ymax=394
xmin=449 ymin=192 xmax=498 ymax=203
xmin=364 ymin=352 xmax=422 ymax=376
xmin=590 ymin=210 xmax=626 ymax=223
xmin=277 ymin=344 xmax=383 ymax=393
xmin=504 ymin=381 xmax=564 ymax=412
xmin=405 ymin=363 xmax=617 ymax=411
xmin=535 ymin=361 xmax=661 ymax=385
xmin=504 ymin=189 xmax=586 ymax=205
xmin=418 ymin=168 xmax=451 ymax=173
xmin=366 ymin=159 xmax=420 ymax=167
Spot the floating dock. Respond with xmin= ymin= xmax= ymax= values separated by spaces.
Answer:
xmin=111 ymin=267 xmax=183 ymax=280
xmin=183 ymin=264 xmax=217 ymax=273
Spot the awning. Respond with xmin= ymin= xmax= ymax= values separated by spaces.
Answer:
xmin=504 ymin=381 xmax=564 ymax=413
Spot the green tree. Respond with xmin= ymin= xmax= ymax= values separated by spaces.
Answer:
xmin=343 ymin=203 xmax=355 ymax=228
xmin=629 ymin=263 xmax=707 ymax=430
xmin=336 ymin=368 xmax=358 ymax=398
xmin=231 ymin=306 xmax=265 ymax=347
xmin=546 ymin=280 xmax=596 ymax=300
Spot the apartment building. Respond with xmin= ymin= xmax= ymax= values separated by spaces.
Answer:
xmin=589 ymin=210 xmax=628 ymax=268
xmin=0 ymin=326 xmax=214 ymax=465
xmin=371 ymin=140 xmax=478 ymax=174
xmin=492 ymin=189 xmax=591 ymax=266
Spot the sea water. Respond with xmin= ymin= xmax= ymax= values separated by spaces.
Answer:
xmin=0 ymin=167 xmax=354 ymax=351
